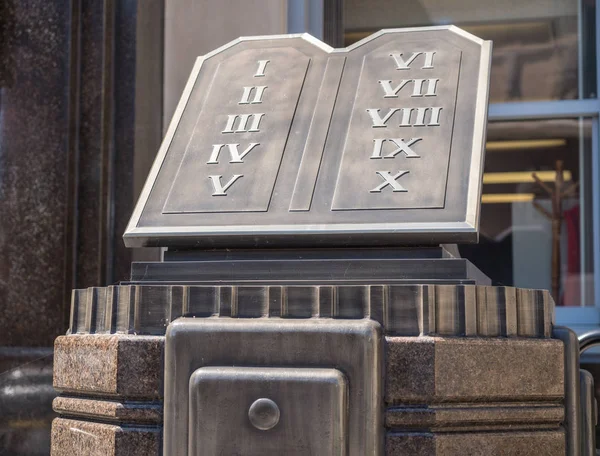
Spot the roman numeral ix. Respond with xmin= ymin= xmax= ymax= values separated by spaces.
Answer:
xmin=370 ymin=138 xmax=421 ymax=159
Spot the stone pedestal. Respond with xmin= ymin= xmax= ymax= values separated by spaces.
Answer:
xmin=50 ymin=283 xmax=586 ymax=455
xmin=50 ymin=28 xmax=595 ymax=456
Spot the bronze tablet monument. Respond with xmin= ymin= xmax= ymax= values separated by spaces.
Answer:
xmin=124 ymin=27 xmax=488 ymax=247
xmin=51 ymin=27 xmax=595 ymax=456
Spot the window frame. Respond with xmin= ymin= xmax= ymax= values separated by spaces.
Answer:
xmin=486 ymin=0 xmax=600 ymax=326
xmin=291 ymin=0 xmax=600 ymax=327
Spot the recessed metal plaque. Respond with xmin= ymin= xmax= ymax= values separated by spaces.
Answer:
xmin=125 ymin=27 xmax=491 ymax=248
xmin=189 ymin=367 xmax=347 ymax=455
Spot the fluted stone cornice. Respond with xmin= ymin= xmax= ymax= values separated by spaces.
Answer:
xmin=69 ymin=284 xmax=553 ymax=338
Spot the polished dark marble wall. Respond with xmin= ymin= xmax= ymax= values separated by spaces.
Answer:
xmin=0 ymin=0 xmax=71 ymax=348
xmin=0 ymin=0 xmax=163 ymax=453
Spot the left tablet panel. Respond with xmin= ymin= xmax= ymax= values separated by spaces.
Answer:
xmin=127 ymin=34 xmax=335 ymax=245
xmin=163 ymin=48 xmax=311 ymax=213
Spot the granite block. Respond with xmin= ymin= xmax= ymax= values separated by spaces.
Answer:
xmin=435 ymin=429 xmax=566 ymax=455
xmin=386 ymin=337 xmax=564 ymax=404
xmin=434 ymin=337 xmax=564 ymax=401
xmin=386 ymin=404 xmax=564 ymax=431
xmin=53 ymin=397 xmax=162 ymax=424
xmin=53 ymin=335 xmax=163 ymax=399
xmin=386 ymin=433 xmax=435 ymax=456
xmin=51 ymin=418 xmax=160 ymax=456
xmin=385 ymin=336 xmax=435 ymax=403
xmin=387 ymin=430 xmax=565 ymax=455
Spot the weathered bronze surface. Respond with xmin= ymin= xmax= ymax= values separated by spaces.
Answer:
xmin=124 ymin=27 xmax=492 ymax=248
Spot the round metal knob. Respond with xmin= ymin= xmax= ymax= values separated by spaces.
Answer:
xmin=248 ymin=398 xmax=280 ymax=430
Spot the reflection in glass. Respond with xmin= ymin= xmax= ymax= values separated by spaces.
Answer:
xmin=459 ymin=118 xmax=595 ymax=306
xmin=343 ymin=0 xmax=597 ymax=102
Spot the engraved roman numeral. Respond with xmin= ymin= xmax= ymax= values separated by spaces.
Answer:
xmin=366 ymin=107 xmax=442 ymax=127
xmin=207 ymin=143 xmax=260 ymax=164
xmin=370 ymin=138 xmax=421 ymax=159
xmin=222 ymin=113 xmax=265 ymax=133
xmin=254 ymin=60 xmax=270 ymax=77
xmin=411 ymin=107 xmax=441 ymax=126
xmin=390 ymin=51 xmax=436 ymax=70
xmin=379 ymin=79 xmax=439 ymax=98
xmin=366 ymin=108 xmax=398 ymax=128
xmin=209 ymin=174 xmax=243 ymax=196
xmin=370 ymin=170 xmax=409 ymax=193
xmin=239 ymin=86 xmax=267 ymax=104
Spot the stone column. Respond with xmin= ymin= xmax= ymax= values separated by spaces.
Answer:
xmin=0 ymin=1 xmax=163 ymax=453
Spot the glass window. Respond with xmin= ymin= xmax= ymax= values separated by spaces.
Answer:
xmin=341 ymin=0 xmax=598 ymax=309
xmin=459 ymin=117 xmax=595 ymax=306
xmin=343 ymin=0 xmax=597 ymax=102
